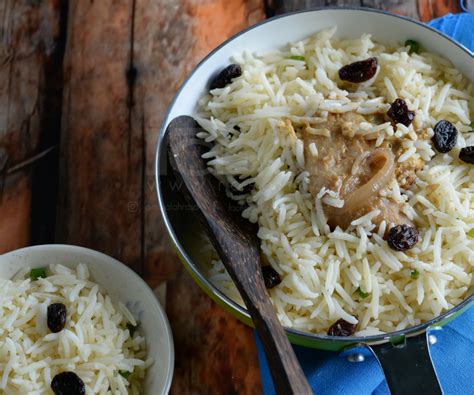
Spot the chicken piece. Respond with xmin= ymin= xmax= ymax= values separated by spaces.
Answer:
xmin=302 ymin=112 xmax=413 ymax=231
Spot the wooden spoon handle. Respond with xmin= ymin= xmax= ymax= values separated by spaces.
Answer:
xmin=213 ymin=234 xmax=312 ymax=394
xmin=166 ymin=115 xmax=312 ymax=394
xmin=245 ymin=281 xmax=313 ymax=395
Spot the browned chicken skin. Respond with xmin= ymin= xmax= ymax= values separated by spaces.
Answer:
xmin=301 ymin=112 xmax=419 ymax=231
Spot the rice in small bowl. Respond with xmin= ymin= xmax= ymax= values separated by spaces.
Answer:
xmin=0 ymin=245 xmax=174 ymax=394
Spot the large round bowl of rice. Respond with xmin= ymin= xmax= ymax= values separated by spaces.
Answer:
xmin=0 ymin=245 xmax=174 ymax=394
xmin=156 ymin=7 xmax=473 ymax=354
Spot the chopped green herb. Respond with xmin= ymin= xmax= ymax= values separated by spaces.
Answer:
xmin=410 ymin=269 xmax=420 ymax=279
xmin=356 ymin=287 xmax=369 ymax=299
xmin=405 ymin=39 xmax=421 ymax=54
xmin=119 ymin=371 xmax=131 ymax=379
xmin=127 ymin=322 xmax=139 ymax=337
xmin=470 ymin=121 xmax=474 ymax=131
xmin=30 ymin=268 xmax=47 ymax=281
xmin=467 ymin=228 xmax=474 ymax=238
xmin=289 ymin=55 xmax=305 ymax=61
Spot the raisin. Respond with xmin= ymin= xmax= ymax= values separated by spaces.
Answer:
xmin=47 ymin=303 xmax=67 ymax=333
xmin=327 ymin=319 xmax=357 ymax=336
xmin=338 ymin=57 xmax=378 ymax=83
xmin=432 ymin=120 xmax=458 ymax=153
xmin=51 ymin=372 xmax=85 ymax=395
xmin=261 ymin=266 xmax=281 ymax=289
xmin=459 ymin=146 xmax=474 ymax=164
xmin=387 ymin=98 xmax=415 ymax=127
xmin=210 ymin=64 xmax=242 ymax=90
xmin=387 ymin=225 xmax=419 ymax=251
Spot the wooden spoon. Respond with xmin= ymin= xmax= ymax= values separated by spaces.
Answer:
xmin=166 ymin=116 xmax=312 ymax=395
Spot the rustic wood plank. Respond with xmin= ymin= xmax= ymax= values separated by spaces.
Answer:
xmin=267 ymin=0 xmax=460 ymax=20
xmin=57 ymin=0 xmax=144 ymax=269
xmin=30 ymin=0 xmax=67 ymax=245
xmin=132 ymin=1 xmax=265 ymax=393
xmin=266 ymin=0 xmax=425 ymax=17
xmin=265 ymin=0 xmax=325 ymax=16
xmin=0 ymin=0 xmax=64 ymax=253
xmin=362 ymin=0 xmax=420 ymax=19
xmin=7 ymin=0 xmax=459 ymax=394
xmin=417 ymin=0 xmax=461 ymax=22
xmin=58 ymin=0 xmax=264 ymax=393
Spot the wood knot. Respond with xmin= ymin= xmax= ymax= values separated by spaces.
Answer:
xmin=126 ymin=64 xmax=138 ymax=86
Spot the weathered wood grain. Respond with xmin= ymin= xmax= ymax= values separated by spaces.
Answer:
xmin=0 ymin=0 xmax=462 ymax=394
xmin=266 ymin=0 xmax=460 ymax=19
xmin=417 ymin=0 xmax=461 ymax=21
xmin=57 ymin=0 xmax=144 ymax=268
xmin=362 ymin=0 xmax=419 ymax=19
xmin=266 ymin=0 xmax=326 ymax=16
xmin=0 ymin=0 xmax=65 ymax=253
xmin=58 ymin=0 xmax=265 ymax=393
xmin=133 ymin=2 xmax=265 ymax=393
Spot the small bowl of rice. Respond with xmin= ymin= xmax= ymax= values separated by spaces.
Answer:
xmin=0 ymin=244 xmax=174 ymax=395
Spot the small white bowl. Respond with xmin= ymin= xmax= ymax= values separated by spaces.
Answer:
xmin=0 ymin=244 xmax=174 ymax=394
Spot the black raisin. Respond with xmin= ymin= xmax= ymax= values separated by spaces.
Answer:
xmin=51 ymin=372 xmax=85 ymax=395
xmin=387 ymin=225 xmax=419 ymax=251
xmin=261 ymin=266 xmax=281 ymax=289
xmin=432 ymin=120 xmax=458 ymax=153
xmin=210 ymin=64 xmax=242 ymax=90
xmin=47 ymin=303 xmax=67 ymax=333
xmin=327 ymin=319 xmax=357 ymax=336
xmin=387 ymin=98 xmax=415 ymax=127
xmin=459 ymin=146 xmax=474 ymax=164
xmin=233 ymin=125 xmax=241 ymax=132
xmin=338 ymin=57 xmax=378 ymax=83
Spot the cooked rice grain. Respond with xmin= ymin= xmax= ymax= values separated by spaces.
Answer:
xmin=0 ymin=264 xmax=150 ymax=394
xmin=200 ymin=27 xmax=473 ymax=334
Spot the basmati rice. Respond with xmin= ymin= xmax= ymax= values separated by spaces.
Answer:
xmin=198 ymin=27 xmax=473 ymax=334
xmin=0 ymin=264 xmax=151 ymax=394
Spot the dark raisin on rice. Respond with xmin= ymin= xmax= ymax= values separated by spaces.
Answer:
xmin=387 ymin=98 xmax=415 ymax=127
xmin=51 ymin=372 xmax=85 ymax=395
xmin=459 ymin=146 xmax=474 ymax=164
xmin=431 ymin=120 xmax=458 ymax=153
xmin=261 ymin=265 xmax=281 ymax=289
xmin=47 ymin=303 xmax=67 ymax=333
xmin=387 ymin=224 xmax=419 ymax=251
xmin=327 ymin=319 xmax=357 ymax=336
xmin=210 ymin=64 xmax=242 ymax=90
xmin=338 ymin=57 xmax=378 ymax=83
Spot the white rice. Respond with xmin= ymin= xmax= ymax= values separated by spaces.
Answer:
xmin=198 ymin=27 xmax=474 ymax=334
xmin=0 ymin=264 xmax=150 ymax=394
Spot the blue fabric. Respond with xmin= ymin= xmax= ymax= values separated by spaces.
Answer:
xmin=257 ymin=13 xmax=474 ymax=395
xmin=429 ymin=13 xmax=474 ymax=51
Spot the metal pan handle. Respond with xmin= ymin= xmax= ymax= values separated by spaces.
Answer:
xmin=368 ymin=330 xmax=443 ymax=395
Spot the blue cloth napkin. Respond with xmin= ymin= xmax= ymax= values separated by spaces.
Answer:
xmin=256 ymin=13 xmax=474 ymax=395
xmin=429 ymin=13 xmax=474 ymax=51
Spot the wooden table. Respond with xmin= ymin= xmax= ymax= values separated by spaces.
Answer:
xmin=0 ymin=0 xmax=461 ymax=393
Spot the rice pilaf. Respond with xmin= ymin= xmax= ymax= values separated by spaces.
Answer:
xmin=196 ymin=27 xmax=474 ymax=335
